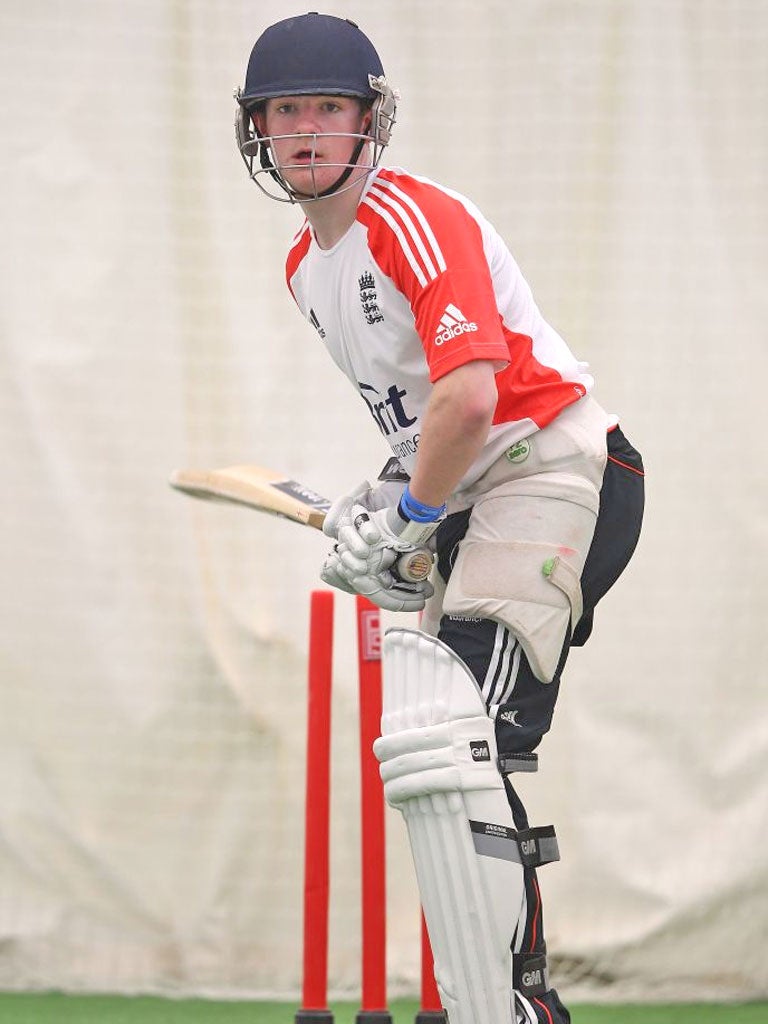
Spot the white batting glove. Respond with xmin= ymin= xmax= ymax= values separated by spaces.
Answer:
xmin=337 ymin=491 xmax=445 ymax=580
xmin=322 ymin=481 xmax=372 ymax=541
xmin=322 ymin=478 xmax=408 ymax=540
xmin=319 ymin=546 xmax=357 ymax=595
xmin=320 ymin=543 xmax=433 ymax=612
xmin=348 ymin=566 xmax=434 ymax=613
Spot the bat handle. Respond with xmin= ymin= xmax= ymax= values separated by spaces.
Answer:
xmin=394 ymin=547 xmax=434 ymax=584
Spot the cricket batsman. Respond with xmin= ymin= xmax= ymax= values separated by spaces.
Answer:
xmin=235 ymin=13 xmax=644 ymax=1023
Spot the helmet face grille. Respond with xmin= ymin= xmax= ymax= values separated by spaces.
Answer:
xmin=240 ymin=13 xmax=385 ymax=107
xmin=234 ymin=98 xmax=392 ymax=205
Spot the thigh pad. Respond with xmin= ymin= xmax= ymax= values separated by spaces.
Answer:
xmin=443 ymin=472 xmax=599 ymax=683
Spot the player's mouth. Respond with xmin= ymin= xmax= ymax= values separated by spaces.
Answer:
xmin=291 ymin=147 xmax=320 ymax=164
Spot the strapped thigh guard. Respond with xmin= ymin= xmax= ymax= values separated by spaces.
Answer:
xmin=374 ymin=629 xmax=531 ymax=1024
xmin=443 ymin=472 xmax=599 ymax=683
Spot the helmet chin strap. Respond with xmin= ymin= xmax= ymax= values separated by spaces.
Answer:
xmin=312 ymin=136 xmax=367 ymax=198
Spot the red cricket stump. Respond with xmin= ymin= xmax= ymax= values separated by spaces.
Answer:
xmin=296 ymin=591 xmax=335 ymax=1024
xmin=355 ymin=596 xmax=393 ymax=1024
xmin=296 ymin=592 xmax=444 ymax=1024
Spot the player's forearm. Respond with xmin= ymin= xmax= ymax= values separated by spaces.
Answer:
xmin=408 ymin=360 xmax=498 ymax=509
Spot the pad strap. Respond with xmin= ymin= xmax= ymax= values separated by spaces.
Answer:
xmin=498 ymin=751 xmax=539 ymax=774
xmin=542 ymin=554 xmax=584 ymax=633
xmin=469 ymin=821 xmax=560 ymax=868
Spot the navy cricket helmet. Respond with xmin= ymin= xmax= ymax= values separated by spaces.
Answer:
xmin=234 ymin=12 xmax=398 ymax=202
xmin=238 ymin=12 xmax=385 ymax=109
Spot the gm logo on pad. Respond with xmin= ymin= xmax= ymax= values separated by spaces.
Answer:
xmin=470 ymin=740 xmax=491 ymax=762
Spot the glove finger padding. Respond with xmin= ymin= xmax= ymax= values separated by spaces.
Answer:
xmin=339 ymin=541 xmax=397 ymax=579
xmin=322 ymin=481 xmax=373 ymax=539
xmin=353 ymin=510 xmax=386 ymax=547
xmin=321 ymin=545 xmax=432 ymax=612
xmin=337 ymin=505 xmax=383 ymax=560
xmin=323 ymin=479 xmax=409 ymax=541
xmin=320 ymin=548 xmax=357 ymax=595
xmin=350 ymin=571 xmax=434 ymax=613
xmin=338 ymin=503 xmax=410 ymax=569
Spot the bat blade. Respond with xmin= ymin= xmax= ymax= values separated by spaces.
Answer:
xmin=168 ymin=465 xmax=330 ymax=530
xmin=169 ymin=463 xmax=434 ymax=583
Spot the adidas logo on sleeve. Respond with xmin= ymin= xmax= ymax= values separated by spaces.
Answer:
xmin=434 ymin=303 xmax=478 ymax=345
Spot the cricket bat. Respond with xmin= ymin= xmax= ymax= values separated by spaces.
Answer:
xmin=169 ymin=464 xmax=434 ymax=583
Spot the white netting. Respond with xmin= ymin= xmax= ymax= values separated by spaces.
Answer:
xmin=1 ymin=0 xmax=766 ymax=1004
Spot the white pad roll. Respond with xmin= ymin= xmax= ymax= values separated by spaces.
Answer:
xmin=374 ymin=629 xmax=523 ymax=1024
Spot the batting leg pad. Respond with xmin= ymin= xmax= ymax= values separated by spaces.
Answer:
xmin=374 ymin=629 xmax=526 ymax=1024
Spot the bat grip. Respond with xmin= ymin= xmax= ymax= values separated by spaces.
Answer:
xmin=393 ymin=546 xmax=434 ymax=584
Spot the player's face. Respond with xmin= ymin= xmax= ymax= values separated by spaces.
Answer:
xmin=259 ymin=95 xmax=372 ymax=197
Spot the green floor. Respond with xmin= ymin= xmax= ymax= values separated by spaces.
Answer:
xmin=0 ymin=995 xmax=766 ymax=1024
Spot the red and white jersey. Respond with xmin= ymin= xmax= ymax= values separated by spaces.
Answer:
xmin=286 ymin=167 xmax=596 ymax=492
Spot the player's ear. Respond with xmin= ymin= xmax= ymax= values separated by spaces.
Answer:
xmin=251 ymin=102 xmax=267 ymax=136
xmin=360 ymin=101 xmax=373 ymax=136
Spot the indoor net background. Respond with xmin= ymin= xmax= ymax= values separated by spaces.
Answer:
xmin=1 ymin=0 xmax=766 ymax=1004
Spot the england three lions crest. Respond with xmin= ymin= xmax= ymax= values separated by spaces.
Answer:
xmin=359 ymin=271 xmax=384 ymax=325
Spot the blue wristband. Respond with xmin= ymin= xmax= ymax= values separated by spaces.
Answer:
xmin=398 ymin=485 xmax=447 ymax=524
